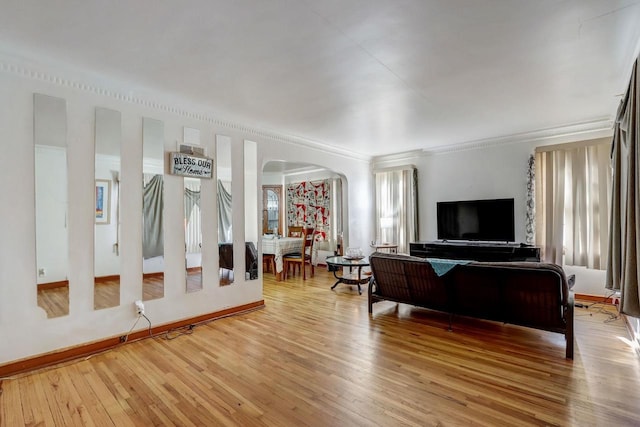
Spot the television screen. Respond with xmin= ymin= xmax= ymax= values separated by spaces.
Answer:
xmin=437 ymin=198 xmax=515 ymax=242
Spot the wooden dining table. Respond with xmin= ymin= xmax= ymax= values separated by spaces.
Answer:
xmin=262 ymin=236 xmax=303 ymax=280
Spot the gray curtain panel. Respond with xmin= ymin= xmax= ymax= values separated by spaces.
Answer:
xmin=143 ymin=174 xmax=164 ymax=259
xmin=184 ymin=187 xmax=200 ymax=222
xmin=218 ymin=180 xmax=232 ymax=243
xmin=606 ymin=55 xmax=640 ymax=317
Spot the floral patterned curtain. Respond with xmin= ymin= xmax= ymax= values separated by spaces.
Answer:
xmin=286 ymin=180 xmax=331 ymax=242
xmin=525 ymin=154 xmax=535 ymax=245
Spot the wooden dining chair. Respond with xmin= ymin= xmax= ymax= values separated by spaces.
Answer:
xmin=283 ymin=227 xmax=316 ymax=280
xmin=287 ymin=225 xmax=304 ymax=237
xmin=263 ymin=253 xmax=275 ymax=273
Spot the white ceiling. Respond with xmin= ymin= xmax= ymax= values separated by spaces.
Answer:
xmin=2 ymin=1 xmax=640 ymax=158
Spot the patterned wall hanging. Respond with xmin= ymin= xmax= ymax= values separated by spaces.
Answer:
xmin=286 ymin=180 xmax=331 ymax=242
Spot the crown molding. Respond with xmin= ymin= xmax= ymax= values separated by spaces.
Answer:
xmin=425 ymin=118 xmax=614 ymax=155
xmin=371 ymin=150 xmax=423 ymax=164
xmin=0 ymin=53 xmax=369 ymax=163
xmin=365 ymin=119 xmax=615 ymax=165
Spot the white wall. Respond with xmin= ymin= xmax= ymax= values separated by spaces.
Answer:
xmin=262 ymin=172 xmax=284 ymax=186
xmin=284 ymin=170 xmax=342 ymax=184
xmin=244 ymin=140 xmax=259 ymax=245
xmin=418 ymin=143 xmax=534 ymax=243
xmin=0 ymin=54 xmax=372 ymax=365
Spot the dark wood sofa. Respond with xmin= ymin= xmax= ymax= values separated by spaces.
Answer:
xmin=368 ymin=252 xmax=574 ymax=359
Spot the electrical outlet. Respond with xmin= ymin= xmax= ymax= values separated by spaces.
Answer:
xmin=38 ymin=268 xmax=46 ymax=277
xmin=134 ymin=300 xmax=145 ymax=316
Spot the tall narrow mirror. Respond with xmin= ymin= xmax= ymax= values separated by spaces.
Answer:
xmin=184 ymin=177 xmax=202 ymax=292
xmin=244 ymin=140 xmax=258 ymax=281
xmin=183 ymin=127 xmax=204 ymax=292
xmin=142 ymin=118 xmax=165 ymax=300
xmin=216 ymin=135 xmax=233 ymax=285
xmin=34 ymin=94 xmax=69 ymax=318
xmin=94 ymin=108 xmax=121 ymax=309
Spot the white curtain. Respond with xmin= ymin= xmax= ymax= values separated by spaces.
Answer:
xmin=374 ymin=167 xmax=418 ymax=254
xmin=535 ymin=140 xmax=611 ymax=269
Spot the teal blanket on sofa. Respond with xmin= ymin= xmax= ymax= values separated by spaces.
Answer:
xmin=426 ymin=258 xmax=471 ymax=276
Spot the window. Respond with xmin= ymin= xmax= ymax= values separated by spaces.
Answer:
xmin=535 ymin=139 xmax=611 ymax=269
xmin=374 ymin=167 xmax=418 ymax=254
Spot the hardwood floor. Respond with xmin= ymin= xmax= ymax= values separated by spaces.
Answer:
xmin=7 ymin=269 xmax=640 ymax=426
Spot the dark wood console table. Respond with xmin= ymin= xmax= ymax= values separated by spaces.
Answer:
xmin=409 ymin=241 xmax=540 ymax=262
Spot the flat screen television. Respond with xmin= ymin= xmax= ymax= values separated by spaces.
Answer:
xmin=437 ymin=198 xmax=515 ymax=242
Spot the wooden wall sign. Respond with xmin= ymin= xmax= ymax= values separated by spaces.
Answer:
xmin=169 ymin=152 xmax=213 ymax=179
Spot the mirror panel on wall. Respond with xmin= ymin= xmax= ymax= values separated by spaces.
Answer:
xmin=34 ymin=94 xmax=69 ymax=318
xmin=94 ymin=108 xmax=121 ymax=309
xmin=244 ymin=140 xmax=258 ymax=281
xmin=183 ymin=127 xmax=203 ymax=292
xmin=184 ymin=177 xmax=202 ymax=292
xmin=142 ymin=117 xmax=165 ymax=300
xmin=216 ymin=135 xmax=233 ymax=285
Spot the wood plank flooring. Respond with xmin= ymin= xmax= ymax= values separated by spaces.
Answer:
xmin=6 ymin=269 xmax=640 ymax=426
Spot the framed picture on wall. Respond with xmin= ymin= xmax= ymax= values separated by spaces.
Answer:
xmin=95 ymin=179 xmax=111 ymax=224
